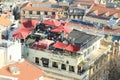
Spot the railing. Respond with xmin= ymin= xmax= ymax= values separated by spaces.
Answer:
xmin=28 ymin=46 xmax=80 ymax=59
xmin=38 ymin=64 xmax=88 ymax=80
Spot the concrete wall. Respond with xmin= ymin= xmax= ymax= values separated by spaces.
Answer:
xmin=83 ymin=16 xmax=108 ymax=26
xmin=6 ymin=41 xmax=21 ymax=63
xmin=0 ymin=49 xmax=5 ymax=67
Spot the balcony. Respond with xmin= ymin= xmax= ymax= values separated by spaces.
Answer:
xmin=37 ymin=64 xmax=89 ymax=80
xmin=85 ymin=40 xmax=111 ymax=67
xmin=28 ymin=46 xmax=82 ymax=59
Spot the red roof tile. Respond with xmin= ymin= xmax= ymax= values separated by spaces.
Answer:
xmin=0 ymin=14 xmax=11 ymax=27
xmin=87 ymin=4 xmax=120 ymax=18
xmin=0 ymin=60 xmax=44 ymax=80
xmin=21 ymin=2 xmax=63 ymax=12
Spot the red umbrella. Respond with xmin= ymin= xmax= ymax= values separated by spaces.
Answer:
xmin=13 ymin=20 xmax=38 ymax=39
xmin=13 ymin=29 xmax=30 ymax=39
xmin=65 ymin=44 xmax=80 ymax=52
xmin=41 ymin=19 xmax=61 ymax=27
xmin=51 ymin=26 xmax=71 ymax=34
xmin=53 ymin=41 xmax=68 ymax=49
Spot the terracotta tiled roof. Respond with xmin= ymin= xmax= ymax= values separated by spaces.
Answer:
xmin=0 ymin=60 xmax=44 ymax=80
xmin=21 ymin=2 xmax=63 ymax=12
xmin=68 ymin=22 xmax=120 ymax=35
xmin=2 ymin=11 xmax=12 ymax=15
xmin=73 ymin=1 xmax=94 ymax=5
xmin=0 ymin=14 xmax=11 ymax=27
xmin=86 ymin=4 xmax=120 ymax=19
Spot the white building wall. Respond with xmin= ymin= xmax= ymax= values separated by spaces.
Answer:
xmin=27 ymin=49 xmax=79 ymax=66
xmin=7 ymin=41 xmax=21 ymax=63
xmin=0 ymin=49 xmax=5 ymax=67
xmin=48 ymin=12 xmax=52 ymax=15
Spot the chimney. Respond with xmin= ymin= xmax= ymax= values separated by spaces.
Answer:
xmin=9 ymin=66 xmax=20 ymax=75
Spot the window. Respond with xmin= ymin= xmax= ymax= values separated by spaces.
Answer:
xmin=104 ymin=69 xmax=106 ymax=74
xmin=52 ymin=62 xmax=58 ymax=68
xmin=93 ymin=68 xmax=95 ymax=72
xmin=29 ymin=11 xmax=32 ymax=14
xmin=61 ymin=64 xmax=66 ymax=70
xmin=52 ymin=12 xmax=55 ymax=15
xmin=77 ymin=15 xmax=80 ymax=19
xmin=93 ymin=22 xmax=98 ymax=25
xmin=84 ymin=51 xmax=86 ymax=57
xmin=96 ymin=64 xmax=98 ymax=69
xmin=69 ymin=65 xmax=74 ymax=72
xmin=23 ymin=10 xmax=25 ymax=14
xmin=37 ymin=11 xmax=40 ymax=15
xmin=35 ymin=57 xmax=39 ymax=64
xmin=78 ymin=66 xmax=81 ymax=74
xmin=73 ymin=15 xmax=75 ymax=19
xmin=88 ymin=49 xmax=90 ymax=55
xmin=93 ymin=46 xmax=95 ymax=51
xmin=100 ymin=23 xmax=104 ymax=27
xmin=89 ymin=12 xmax=96 ymax=16
xmin=44 ymin=12 xmax=48 ymax=15
xmin=9 ymin=55 xmax=12 ymax=60
xmin=41 ymin=58 xmax=49 ymax=67
xmin=27 ymin=53 xmax=29 ymax=56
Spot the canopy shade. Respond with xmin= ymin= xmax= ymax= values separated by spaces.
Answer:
xmin=38 ymin=39 xmax=54 ymax=48
xmin=51 ymin=26 xmax=71 ymax=34
xmin=65 ymin=44 xmax=80 ymax=52
xmin=41 ymin=19 xmax=61 ymax=27
xmin=53 ymin=41 xmax=68 ymax=49
xmin=13 ymin=20 xmax=38 ymax=39
xmin=13 ymin=29 xmax=31 ymax=39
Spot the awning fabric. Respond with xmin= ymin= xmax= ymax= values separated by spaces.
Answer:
xmin=41 ymin=19 xmax=61 ymax=27
xmin=53 ymin=41 xmax=68 ymax=49
xmin=33 ymin=42 xmax=47 ymax=50
xmin=33 ymin=39 xmax=54 ymax=49
xmin=38 ymin=39 xmax=54 ymax=48
xmin=51 ymin=26 xmax=71 ymax=34
xmin=13 ymin=29 xmax=31 ymax=39
xmin=13 ymin=20 xmax=38 ymax=39
xmin=65 ymin=44 xmax=80 ymax=52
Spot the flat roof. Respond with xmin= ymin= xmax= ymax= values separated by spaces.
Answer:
xmin=68 ymin=29 xmax=101 ymax=46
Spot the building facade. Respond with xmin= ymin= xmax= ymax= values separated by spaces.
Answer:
xmin=22 ymin=24 xmax=112 ymax=80
xmin=21 ymin=1 xmax=65 ymax=20
xmin=0 ymin=40 xmax=21 ymax=67
xmin=83 ymin=4 xmax=120 ymax=28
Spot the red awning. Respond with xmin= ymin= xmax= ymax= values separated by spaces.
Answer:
xmin=13 ymin=29 xmax=31 ymax=39
xmin=33 ymin=42 xmax=47 ymax=50
xmin=65 ymin=44 xmax=80 ymax=52
xmin=51 ymin=26 xmax=71 ymax=34
xmin=38 ymin=39 xmax=54 ymax=48
xmin=13 ymin=20 xmax=38 ymax=39
xmin=41 ymin=19 xmax=61 ymax=27
xmin=53 ymin=41 xmax=68 ymax=49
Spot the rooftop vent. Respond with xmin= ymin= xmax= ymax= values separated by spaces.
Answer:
xmin=18 ymin=58 xmax=25 ymax=63
xmin=9 ymin=66 xmax=20 ymax=75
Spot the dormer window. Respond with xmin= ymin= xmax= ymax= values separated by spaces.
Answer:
xmin=101 ymin=14 xmax=110 ymax=19
xmin=89 ymin=12 xmax=96 ymax=16
xmin=113 ymin=17 xmax=118 ymax=20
